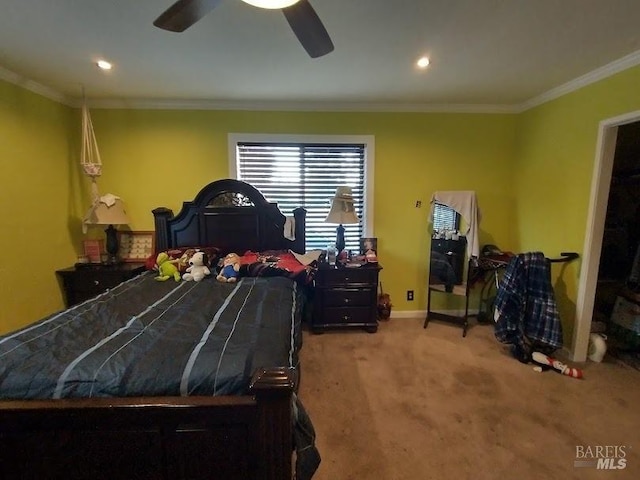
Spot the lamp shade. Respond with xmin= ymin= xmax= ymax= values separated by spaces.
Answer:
xmin=83 ymin=194 xmax=130 ymax=229
xmin=324 ymin=186 xmax=359 ymax=255
xmin=324 ymin=186 xmax=359 ymax=225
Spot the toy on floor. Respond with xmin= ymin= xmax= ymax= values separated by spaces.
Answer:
xmin=377 ymin=282 xmax=392 ymax=320
xmin=182 ymin=250 xmax=211 ymax=282
xmin=531 ymin=351 xmax=583 ymax=379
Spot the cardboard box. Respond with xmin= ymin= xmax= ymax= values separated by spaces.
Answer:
xmin=608 ymin=322 xmax=640 ymax=349
xmin=610 ymin=295 xmax=640 ymax=334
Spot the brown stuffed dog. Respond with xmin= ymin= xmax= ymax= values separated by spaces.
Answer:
xmin=377 ymin=282 xmax=392 ymax=320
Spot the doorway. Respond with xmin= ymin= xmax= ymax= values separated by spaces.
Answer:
xmin=572 ymin=110 xmax=640 ymax=361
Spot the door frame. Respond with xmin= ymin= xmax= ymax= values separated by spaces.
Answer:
xmin=572 ymin=109 xmax=640 ymax=361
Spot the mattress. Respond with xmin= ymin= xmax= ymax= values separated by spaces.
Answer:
xmin=0 ymin=273 xmax=304 ymax=400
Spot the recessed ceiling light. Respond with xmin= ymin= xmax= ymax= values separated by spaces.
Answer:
xmin=96 ymin=60 xmax=113 ymax=71
xmin=416 ymin=56 xmax=430 ymax=69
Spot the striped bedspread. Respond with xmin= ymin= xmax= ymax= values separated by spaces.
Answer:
xmin=0 ymin=273 xmax=303 ymax=400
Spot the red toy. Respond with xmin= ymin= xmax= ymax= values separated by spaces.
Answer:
xmin=532 ymin=352 xmax=583 ymax=379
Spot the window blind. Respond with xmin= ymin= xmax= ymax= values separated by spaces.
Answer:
xmin=432 ymin=202 xmax=459 ymax=232
xmin=236 ymin=142 xmax=365 ymax=251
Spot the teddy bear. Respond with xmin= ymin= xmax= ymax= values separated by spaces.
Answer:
xmin=217 ymin=252 xmax=241 ymax=283
xmin=154 ymin=251 xmax=181 ymax=282
xmin=182 ymin=250 xmax=211 ymax=282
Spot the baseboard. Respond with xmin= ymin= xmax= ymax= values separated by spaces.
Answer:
xmin=390 ymin=310 xmax=426 ymax=319
xmin=390 ymin=309 xmax=480 ymax=319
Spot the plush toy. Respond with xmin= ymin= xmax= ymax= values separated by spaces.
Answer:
xmin=531 ymin=351 xmax=583 ymax=379
xmin=154 ymin=251 xmax=181 ymax=282
xmin=176 ymin=248 xmax=196 ymax=274
xmin=377 ymin=282 xmax=392 ymax=320
xmin=182 ymin=251 xmax=211 ymax=282
xmin=217 ymin=253 xmax=241 ymax=283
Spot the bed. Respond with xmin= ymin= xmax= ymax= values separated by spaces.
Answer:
xmin=0 ymin=179 xmax=317 ymax=480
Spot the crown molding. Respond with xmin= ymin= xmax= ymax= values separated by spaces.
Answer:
xmin=0 ymin=65 xmax=73 ymax=105
xmin=3 ymin=49 xmax=640 ymax=113
xmin=517 ymin=49 xmax=640 ymax=112
xmin=82 ymin=97 xmax=518 ymax=114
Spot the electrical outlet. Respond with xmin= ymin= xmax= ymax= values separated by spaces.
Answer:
xmin=415 ymin=200 xmax=422 ymax=208
xmin=407 ymin=290 xmax=414 ymax=301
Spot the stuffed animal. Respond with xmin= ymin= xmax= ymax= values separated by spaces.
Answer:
xmin=176 ymin=248 xmax=196 ymax=274
xmin=154 ymin=251 xmax=181 ymax=282
xmin=377 ymin=282 xmax=392 ymax=320
xmin=182 ymin=251 xmax=211 ymax=282
xmin=217 ymin=252 xmax=241 ymax=283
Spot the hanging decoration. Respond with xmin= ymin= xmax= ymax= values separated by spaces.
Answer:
xmin=78 ymin=88 xmax=131 ymax=263
xmin=80 ymin=91 xmax=102 ymax=204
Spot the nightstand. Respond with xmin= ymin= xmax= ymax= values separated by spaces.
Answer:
xmin=56 ymin=263 xmax=146 ymax=308
xmin=312 ymin=264 xmax=382 ymax=333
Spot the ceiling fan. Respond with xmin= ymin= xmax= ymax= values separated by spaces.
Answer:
xmin=154 ymin=0 xmax=334 ymax=58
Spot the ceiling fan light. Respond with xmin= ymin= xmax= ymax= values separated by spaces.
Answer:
xmin=416 ymin=56 xmax=430 ymax=69
xmin=241 ymin=0 xmax=301 ymax=9
xmin=96 ymin=59 xmax=113 ymax=71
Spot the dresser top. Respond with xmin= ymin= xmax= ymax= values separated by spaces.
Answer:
xmin=57 ymin=262 xmax=147 ymax=274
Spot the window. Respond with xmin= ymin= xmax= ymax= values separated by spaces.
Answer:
xmin=230 ymin=134 xmax=374 ymax=251
xmin=432 ymin=203 xmax=460 ymax=233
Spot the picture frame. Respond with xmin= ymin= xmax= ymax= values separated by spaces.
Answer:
xmin=83 ymin=239 xmax=104 ymax=264
xmin=360 ymin=237 xmax=377 ymax=255
xmin=117 ymin=231 xmax=155 ymax=262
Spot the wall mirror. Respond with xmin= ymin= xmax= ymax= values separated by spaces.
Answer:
xmin=428 ymin=201 xmax=468 ymax=291
xmin=429 ymin=233 xmax=467 ymax=292
xmin=425 ymin=192 xmax=481 ymax=337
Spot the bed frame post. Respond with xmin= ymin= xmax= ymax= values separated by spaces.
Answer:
xmin=292 ymin=207 xmax=307 ymax=254
xmin=249 ymin=367 xmax=295 ymax=479
xmin=152 ymin=207 xmax=173 ymax=253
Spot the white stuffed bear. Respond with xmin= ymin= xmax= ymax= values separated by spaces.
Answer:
xmin=182 ymin=250 xmax=211 ymax=282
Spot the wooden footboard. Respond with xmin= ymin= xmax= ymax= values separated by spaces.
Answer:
xmin=0 ymin=367 xmax=294 ymax=480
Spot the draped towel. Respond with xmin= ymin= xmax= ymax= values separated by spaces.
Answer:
xmin=284 ymin=216 xmax=296 ymax=241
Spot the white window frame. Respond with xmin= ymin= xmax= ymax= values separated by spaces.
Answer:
xmin=228 ymin=133 xmax=375 ymax=238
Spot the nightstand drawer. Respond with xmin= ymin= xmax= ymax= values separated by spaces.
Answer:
xmin=56 ymin=263 xmax=146 ymax=308
xmin=321 ymin=307 xmax=375 ymax=325
xmin=71 ymin=272 xmax=123 ymax=293
xmin=317 ymin=267 xmax=378 ymax=287
xmin=323 ymin=288 xmax=374 ymax=308
xmin=311 ymin=264 xmax=381 ymax=333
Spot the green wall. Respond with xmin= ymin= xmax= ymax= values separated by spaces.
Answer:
xmin=89 ymin=108 xmax=518 ymax=315
xmin=515 ymin=64 xmax=640 ymax=340
xmin=2 ymin=63 xmax=639 ymax=340
xmin=0 ymin=81 xmax=79 ymax=334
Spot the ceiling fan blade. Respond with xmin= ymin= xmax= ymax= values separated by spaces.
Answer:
xmin=282 ymin=0 xmax=334 ymax=58
xmin=154 ymin=0 xmax=224 ymax=32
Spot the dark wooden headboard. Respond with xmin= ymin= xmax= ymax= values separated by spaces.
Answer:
xmin=152 ymin=178 xmax=306 ymax=254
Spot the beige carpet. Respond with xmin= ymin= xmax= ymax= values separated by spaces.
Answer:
xmin=297 ymin=318 xmax=640 ymax=480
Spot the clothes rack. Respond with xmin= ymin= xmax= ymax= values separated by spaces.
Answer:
xmin=474 ymin=251 xmax=579 ymax=323
xmin=493 ymin=251 xmax=580 ymax=362
xmin=546 ymin=252 xmax=579 ymax=263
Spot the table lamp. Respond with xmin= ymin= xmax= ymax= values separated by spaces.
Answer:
xmin=83 ymin=193 xmax=130 ymax=264
xmin=324 ymin=186 xmax=360 ymax=255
